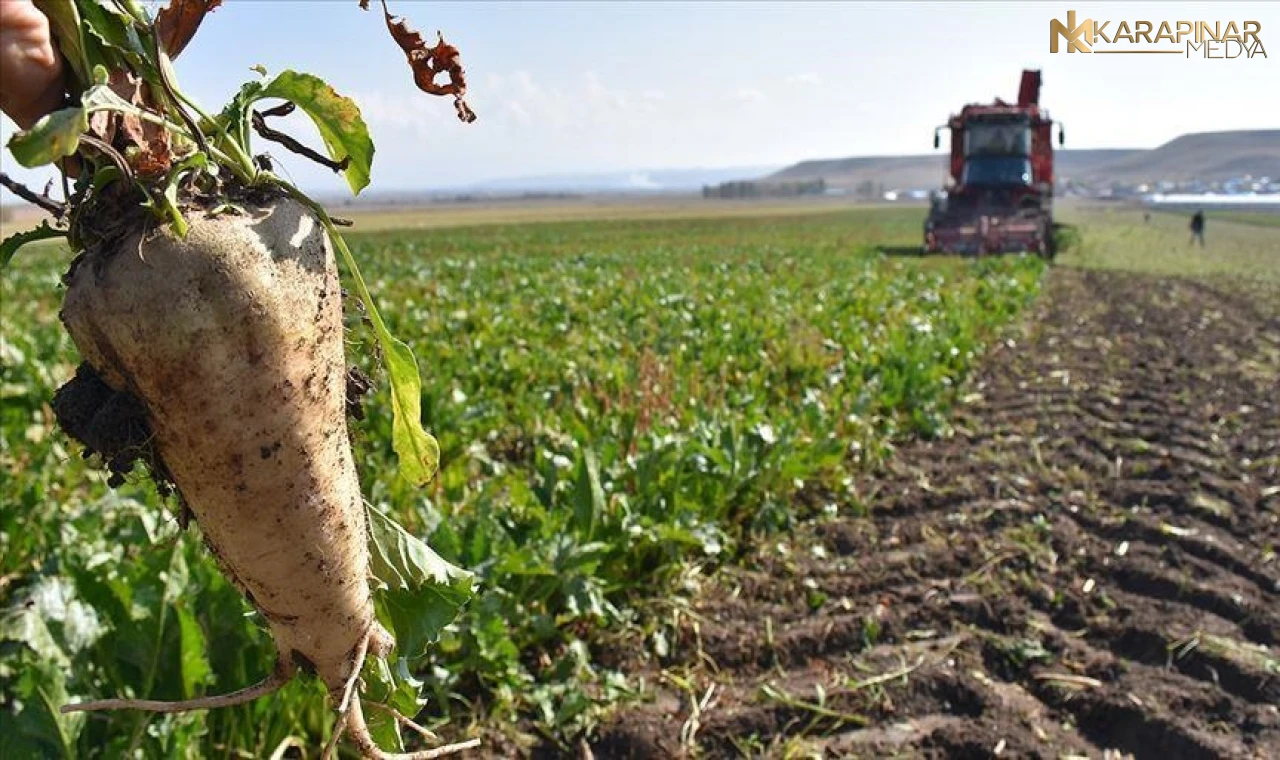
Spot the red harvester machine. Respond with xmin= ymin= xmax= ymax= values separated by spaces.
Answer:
xmin=923 ymin=70 xmax=1064 ymax=258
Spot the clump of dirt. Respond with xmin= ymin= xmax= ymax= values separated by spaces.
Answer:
xmin=63 ymin=183 xmax=155 ymax=277
xmin=53 ymin=362 xmax=178 ymax=497
xmin=590 ymin=268 xmax=1280 ymax=759
xmin=344 ymin=365 xmax=374 ymax=421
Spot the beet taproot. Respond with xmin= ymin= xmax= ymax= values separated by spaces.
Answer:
xmin=56 ymin=199 xmax=474 ymax=758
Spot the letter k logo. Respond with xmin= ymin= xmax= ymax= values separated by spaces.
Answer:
xmin=1050 ymin=10 xmax=1093 ymax=52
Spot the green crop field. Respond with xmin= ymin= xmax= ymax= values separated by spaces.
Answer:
xmin=1213 ymin=210 xmax=1280 ymax=229
xmin=1062 ymin=205 xmax=1280 ymax=283
xmin=1 ymin=205 xmax=1047 ymax=756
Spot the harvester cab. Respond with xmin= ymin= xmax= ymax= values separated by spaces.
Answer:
xmin=923 ymin=70 xmax=1062 ymax=258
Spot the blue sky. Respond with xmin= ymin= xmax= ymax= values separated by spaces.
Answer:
xmin=2 ymin=1 xmax=1278 ymax=197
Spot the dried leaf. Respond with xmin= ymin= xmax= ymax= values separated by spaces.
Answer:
xmin=97 ymin=71 xmax=171 ymax=177
xmin=87 ymin=110 xmax=115 ymax=145
xmin=155 ymin=0 xmax=223 ymax=59
xmin=372 ymin=0 xmax=477 ymax=123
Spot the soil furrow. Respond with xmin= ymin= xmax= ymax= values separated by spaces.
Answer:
xmin=595 ymin=268 xmax=1280 ymax=758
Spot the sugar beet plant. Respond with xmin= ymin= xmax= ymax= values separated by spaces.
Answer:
xmin=1 ymin=1 xmax=481 ymax=757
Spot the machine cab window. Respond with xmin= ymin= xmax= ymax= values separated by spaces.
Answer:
xmin=964 ymin=122 xmax=1032 ymax=157
xmin=962 ymin=156 xmax=1033 ymax=187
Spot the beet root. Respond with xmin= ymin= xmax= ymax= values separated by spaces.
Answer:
xmin=56 ymin=198 xmax=471 ymax=758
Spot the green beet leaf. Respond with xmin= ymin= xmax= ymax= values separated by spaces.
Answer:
xmin=366 ymin=503 xmax=473 ymax=660
xmin=359 ymin=655 xmax=426 ymax=751
xmin=381 ymin=335 xmax=440 ymax=486
xmin=33 ymin=0 xmax=93 ymax=86
xmin=572 ymin=448 xmax=606 ymax=539
xmin=6 ymin=106 xmax=89 ymax=168
xmin=259 ymin=71 xmax=375 ymax=195
xmin=176 ymin=605 xmax=212 ymax=699
xmin=1 ymin=222 xmax=67 ymax=268
xmin=320 ymin=215 xmax=439 ymax=485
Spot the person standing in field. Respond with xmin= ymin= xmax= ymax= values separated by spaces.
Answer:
xmin=1189 ymin=210 xmax=1206 ymax=247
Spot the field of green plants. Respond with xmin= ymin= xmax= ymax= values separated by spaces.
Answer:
xmin=1061 ymin=205 xmax=1280 ymax=283
xmin=0 ymin=206 xmax=1045 ymax=756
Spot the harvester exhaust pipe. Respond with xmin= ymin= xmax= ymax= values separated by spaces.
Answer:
xmin=1017 ymin=69 xmax=1041 ymax=107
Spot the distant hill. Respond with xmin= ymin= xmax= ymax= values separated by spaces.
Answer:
xmin=770 ymin=155 xmax=949 ymax=192
xmin=1079 ymin=130 xmax=1280 ymax=183
xmin=459 ymin=165 xmax=783 ymax=194
xmin=765 ymin=130 xmax=1279 ymax=190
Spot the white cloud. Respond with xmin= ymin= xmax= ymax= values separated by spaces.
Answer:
xmin=351 ymin=90 xmax=448 ymax=134
xmin=585 ymin=71 xmax=632 ymax=113
xmin=504 ymin=100 xmax=533 ymax=127
xmin=785 ymin=72 xmax=822 ymax=87
xmin=732 ymin=87 xmax=768 ymax=105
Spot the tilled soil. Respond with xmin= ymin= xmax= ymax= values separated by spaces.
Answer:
xmin=596 ymin=268 xmax=1280 ymax=759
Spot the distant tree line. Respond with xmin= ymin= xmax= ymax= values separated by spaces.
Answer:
xmin=702 ymin=178 xmax=826 ymax=199
xmin=853 ymin=180 xmax=886 ymax=199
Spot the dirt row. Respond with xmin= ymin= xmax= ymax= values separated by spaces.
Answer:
xmin=596 ymin=268 xmax=1280 ymax=759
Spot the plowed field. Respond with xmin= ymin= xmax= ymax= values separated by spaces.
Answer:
xmin=598 ymin=266 xmax=1280 ymax=759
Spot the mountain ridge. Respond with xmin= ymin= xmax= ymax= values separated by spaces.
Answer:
xmin=763 ymin=130 xmax=1280 ymax=189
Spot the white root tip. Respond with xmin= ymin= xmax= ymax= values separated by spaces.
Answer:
xmin=61 ymin=671 xmax=289 ymax=715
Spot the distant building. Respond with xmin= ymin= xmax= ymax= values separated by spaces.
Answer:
xmin=1142 ymin=192 xmax=1280 ymax=211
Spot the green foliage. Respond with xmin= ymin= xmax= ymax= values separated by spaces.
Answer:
xmin=33 ymin=0 xmax=93 ymax=85
xmin=366 ymin=503 xmax=474 ymax=660
xmin=320 ymin=213 xmax=442 ymax=488
xmin=0 ymin=207 xmax=1045 ymax=754
xmin=6 ymin=106 xmax=89 ymax=168
xmin=1057 ymin=205 xmax=1280 ymax=283
xmin=258 ymin=72 xmax=375 ymax=195
xmin=1052 ymin=223 xmax=1082 ymax=257
xmin=218 ymin=70 xmax=376 ymax=195
xmin=1 ymin=223 xmax=67 ymax=268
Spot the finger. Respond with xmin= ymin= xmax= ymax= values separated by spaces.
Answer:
xmin=0 ymin=0 xmax=67 ymax=128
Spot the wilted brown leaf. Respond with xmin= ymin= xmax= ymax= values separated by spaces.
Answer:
xmin=369 ymin=0 xmax=477 ymax=123
xmin=155 ymin=0 xmax=223 ymax=59
xmin=89 ymin=70 xmax=172 ymax=177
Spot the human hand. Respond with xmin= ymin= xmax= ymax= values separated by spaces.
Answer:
xmin=0 ymin=0 xmax=66 ymax=129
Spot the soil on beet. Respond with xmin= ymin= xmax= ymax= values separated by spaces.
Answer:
xmin=592 ymin=267 xmax=1280 ymax=759
xmin=52 ymin=361 xmax=179 ymax=497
